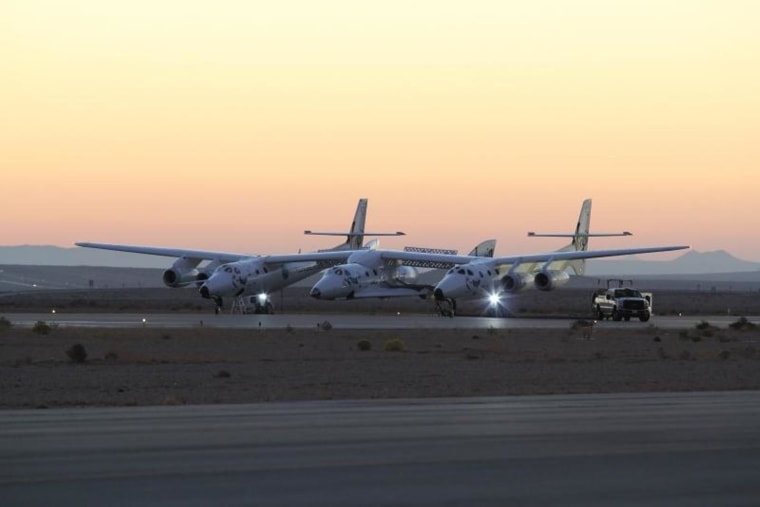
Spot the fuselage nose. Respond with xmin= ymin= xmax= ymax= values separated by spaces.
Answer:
xmin=433 ymin=288 xmax=445 ymax=301
xmin=199 ymin=285 xmax=211 ymax=299
xmin=310 ymin=287 xmax=321 ymax=299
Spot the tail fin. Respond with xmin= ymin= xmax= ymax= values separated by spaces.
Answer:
xmin=468 ymin=239 xmax=496 ymax=258
xmin=304 ymin=199 xmax=404 ymax=251
xmin=566 ymin=199 xmax=591 ymax=274
xmin=346 ymin=198 xmax=368 ymax=249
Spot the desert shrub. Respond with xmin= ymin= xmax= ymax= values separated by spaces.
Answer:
xmin=718 ymin=350 xmax=731 ymax=361
xmin=66 ymin=343 xmax=88 ymax=363
xmin=653 ymin=336 xmax=661 ymax=342
xmin=471 ymin=334 xmax=480 ymax=340
xmin=32 ymin=321 xmax=52 ymax=335
xmin=104 ymin=350 xmax=119 ymax=362
xmin=214 ymin=370 xmax=231 ymax=378
xmin=357 ymin=339 xmax=372 ymax=351
xmin=384 ymin=338 xmax=406 ymax=352
xmin=285 ymin=324 xmax=295 ymax=334
xmin=729 ymin=317 xmax=758 ymax=331
xmin=487 ymin=326 xmax=497 ymax=336
xmin=0 ymin=316 xmax=12 ymax=329
xmin=320 ymin=320 xmax=333 ymax=331
xmin=695 ymin=320 xmax=711 ymax=330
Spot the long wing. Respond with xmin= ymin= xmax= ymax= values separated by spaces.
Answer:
xmin=371 ymin=244 xmax=690 ymax=269
xmin=258 ymin=244 xmax=687 ymax=270
xmin=76 ymin=242 xmax=254 ymax=263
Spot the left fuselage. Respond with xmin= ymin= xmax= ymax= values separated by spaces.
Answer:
xmin=199 ymin=258 xmax=322 ymax=300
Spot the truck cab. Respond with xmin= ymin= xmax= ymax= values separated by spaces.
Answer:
xmin=593 ymin=284 xmax=651 ymax=322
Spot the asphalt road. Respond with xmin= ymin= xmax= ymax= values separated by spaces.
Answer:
xmin=3 ymin=311 xmax=758 ymax=329
xmin=2 ymin=392 xmax=759 ymax=506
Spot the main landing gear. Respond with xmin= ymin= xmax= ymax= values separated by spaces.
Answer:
xmin=436 ymin=298 xmax=456 ymax=318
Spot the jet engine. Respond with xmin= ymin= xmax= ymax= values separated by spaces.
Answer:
xmin=533 ymin=269 xmax=570 ymax=291
xmin=499 ymin=272 xmax=534 ymax=293
xmin=162 ymin=258 xmax=201 ymax=288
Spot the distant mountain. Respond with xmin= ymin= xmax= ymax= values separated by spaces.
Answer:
xmin=586 ymin=250 xmax=760 ymax=276
xmin=0 ymin=245 xmax=167 ymax=268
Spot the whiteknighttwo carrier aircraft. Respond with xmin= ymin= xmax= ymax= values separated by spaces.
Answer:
xmin=278 ymin=199 xmax=688 ymax=316
xmin=76 ymin=199 xmax=404 ymax=313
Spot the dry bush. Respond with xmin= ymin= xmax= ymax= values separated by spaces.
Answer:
xmin=32 ymin=321 xmax=52 ymax=335
xmin=357 ymin=339 xmax=372 ymax=351
xmin=384 ymin=338 xmax=406 ymax=352
xmin=66 ymin=343 xmax=88 ymax=363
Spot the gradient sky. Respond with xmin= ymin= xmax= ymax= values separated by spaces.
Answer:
xmin=2 ymin=1 xmax=759 ymax=260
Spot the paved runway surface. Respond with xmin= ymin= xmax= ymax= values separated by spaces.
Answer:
xmin=4 ymin=312 xmax=758 ymax=329
xmin=2 ymin=391 xmax=759 ymax=506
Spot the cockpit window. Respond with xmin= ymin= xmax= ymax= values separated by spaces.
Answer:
xmin=448 ymin=269 xmax=455 ymax=274
xmin=457 ymin=269 xmax=466 ymax=275
xmin=224 ymin=267 xmax=232 ymax=273
xmin=335 ymin=269 xmax=343 ymax=275
xmin=466 ymin=269 xmax=474 ymax=276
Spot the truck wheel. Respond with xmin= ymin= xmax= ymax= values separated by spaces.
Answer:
xmin=639 ymin=312 xmax=650 ymax=322
xmin=624 ymin=315 xmax=631 ymax=321
xmin=612 ymin=309 xmax=622 ymax=321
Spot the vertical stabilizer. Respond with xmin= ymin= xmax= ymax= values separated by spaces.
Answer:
xmin=347 ymin=198 xmax=368 ymax=249
xmin=468 ymin=239 xmax=497 ymax=258
xmin=567 ymin=199 xmax=592 ymax=274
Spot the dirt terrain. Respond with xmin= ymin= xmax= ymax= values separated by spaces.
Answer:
xmin=1 ymin=287 xmax=759 ymax=408
xmin=2 ymin=317 xmax=759 ymax=409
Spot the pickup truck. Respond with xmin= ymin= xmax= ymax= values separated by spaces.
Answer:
xmin=593 ymin=287 xmax=651 ymax=322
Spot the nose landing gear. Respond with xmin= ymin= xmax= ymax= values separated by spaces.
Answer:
xmin=436 ymin=298 xmax=456 ymax=318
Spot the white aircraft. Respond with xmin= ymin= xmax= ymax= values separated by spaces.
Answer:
xmin=309 ymin=240 xmax=497 ymax=300
xmin=76 ymin=199 xmax=404 ymax=313
xmin=256 ymin=199 xmax=688 ymax=316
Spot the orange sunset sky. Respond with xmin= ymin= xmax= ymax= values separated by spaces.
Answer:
xmin=2 ymin=1 xmax=759 ymax=260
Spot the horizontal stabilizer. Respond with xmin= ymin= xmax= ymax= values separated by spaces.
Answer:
xmin=527 ymin=232 xmax=633 ymax=237
xmin=305 ymin=231 xmax=405 ymax=237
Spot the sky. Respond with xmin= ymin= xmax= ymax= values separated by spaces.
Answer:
xmin=2 ymin=0 xmax=759 ymax=261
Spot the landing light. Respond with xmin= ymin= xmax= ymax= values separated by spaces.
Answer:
xmin=257 ymin=293 xmax=268 ymax=303
xmin=488 ymin=292 xmax=501 ymax=306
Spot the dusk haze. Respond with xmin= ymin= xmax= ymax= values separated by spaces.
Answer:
xmin=2 ymin=1 xmax=758 ymax=260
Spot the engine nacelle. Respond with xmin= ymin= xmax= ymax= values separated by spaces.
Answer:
xmin=533 ymin=269 xmax=570 ymax=291
xmin=162 ymin=258 xmax=201 ymax=288
xmin=390 ymin=265 xmax=418 ymax=282
xmin=500 ymin=272 xmax=534 ymax=293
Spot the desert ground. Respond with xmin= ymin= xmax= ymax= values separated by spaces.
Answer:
xmin=1 ymin=287 xmax=759 ymax=409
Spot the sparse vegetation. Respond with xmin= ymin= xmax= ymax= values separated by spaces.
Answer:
xmin=695 ymin=320 xmax=712 ymax=331
xmin=319 ymin=320 xmax=333 ymax=331
xmin=32 ymin=321 xmax=52 ymax=335
xmin=718 ymin=350 xmax=731 ymax=361
xmin=65 ymin=343 xmax=88 ymax=363
xmin=357 ymin=339 xmax=372 ymax=351
xmin=214 ymin=370 xmax=231 ymax=378
xmin=729 ymin=316 xmax=758 ymax=331
xmin=104 ymin=350 xmax=119 ymax=362
xmin=384 ymin=338 xmax=406 ymax=352
xmin=0 ymin=316 xmax=12 ymax=329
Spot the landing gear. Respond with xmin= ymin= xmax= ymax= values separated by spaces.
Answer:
xmin=213 ymin=297 xmax=223 ymax=315
xmin=436 ymin=298 xmax=456 ymax=318
xmin=253 ymin=300 xmax=274 ymax=315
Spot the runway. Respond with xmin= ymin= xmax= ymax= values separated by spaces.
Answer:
xmin=3 ymin=311 xmax=758 ymax=329
xmin=2 ymin=391 xmax=759 ymax=506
